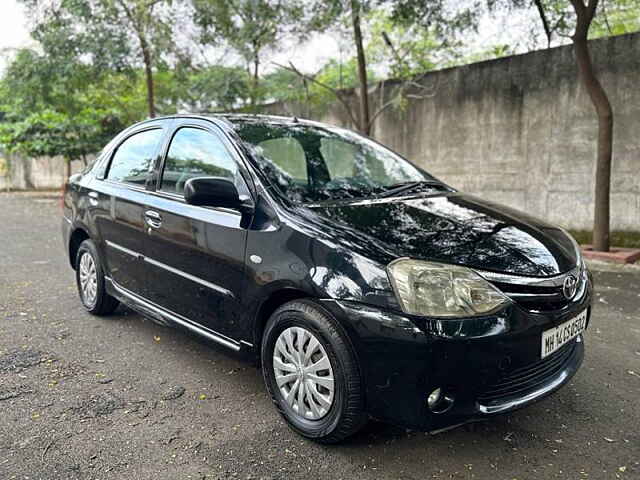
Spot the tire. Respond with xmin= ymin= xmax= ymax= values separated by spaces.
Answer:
xmin=75 ymin=239 xmax=119 ymax=316
xmin=261 ymin=300 xmax=367 ymax=443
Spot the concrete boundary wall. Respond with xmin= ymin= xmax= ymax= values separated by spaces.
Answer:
xmin=267 ymin=32 xmax=640 ymax=232
xmin=0 ymin=154 xmax=84 ymax=191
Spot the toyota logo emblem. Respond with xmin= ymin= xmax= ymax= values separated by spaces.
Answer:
xmin=563 ymin=275 xmax=578 ymax=300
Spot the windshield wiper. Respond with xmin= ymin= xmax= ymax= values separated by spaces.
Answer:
xmin=377 ymin=180 xmax=449 ymax=198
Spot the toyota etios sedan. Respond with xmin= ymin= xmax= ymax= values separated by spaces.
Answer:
xmin=62 ymin=114 xmax=591 ymax=443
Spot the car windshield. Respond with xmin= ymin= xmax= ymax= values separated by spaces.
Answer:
xmin=231 ymin=119 xmax=444 ymax=203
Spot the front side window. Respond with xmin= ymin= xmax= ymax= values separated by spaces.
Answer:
xmin=160 ymin=127 xmax=238 ymax=195
xmin=233 ymin=120 xmax=440 ymax=203
xmin=107 ymin=129 xmax=162 ymax=186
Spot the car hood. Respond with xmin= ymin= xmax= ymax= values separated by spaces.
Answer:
xmin=305 ymin=193 xmax=578 ymax=277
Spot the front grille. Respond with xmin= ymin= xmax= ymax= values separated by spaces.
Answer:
xmin=478 ymin=341 xmax=577 ymax=403
xmin=494 ymin=281 xmax=568 ymax=311
xmin=484 ymin=265 xmax=587 ymax=312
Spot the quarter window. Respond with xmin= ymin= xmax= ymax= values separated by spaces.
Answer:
xmin=107 ymin=129 xmax=162 ymax=186
xmin=160 ymin=127 xmax=238 ymax=195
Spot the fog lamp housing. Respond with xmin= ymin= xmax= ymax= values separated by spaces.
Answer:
xmin=427 ymin=388 xmax=442 ymax=409
xmin=427 ymin=387 xmax=455 ymax=413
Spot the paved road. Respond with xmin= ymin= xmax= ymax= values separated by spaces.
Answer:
xmin=1 ymin=192 xmax=639 ymax=480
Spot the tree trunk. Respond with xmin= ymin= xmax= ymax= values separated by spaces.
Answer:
xmin=140 ymin=36 xmax=156 ymax=118
xmin=571 ymin=0 xmax=613 ymax=252
xmin=533 ymin=0 xmax=553 ymax=48
xmin=351 ymin=0 xmax=370 ymax=135
xmin=63 ymin=158 xmax=71 ymax=188
xmin=251 ymin=54 xmax=260 ymax=111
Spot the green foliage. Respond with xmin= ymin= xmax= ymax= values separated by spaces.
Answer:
xmin=591 ymin=0 xmax=640 ymax=37
xmin=184 ymin=66 xmax=252 ymax=111
xmin=0 ymin=109 xmax=123 ymax=162
xmin=192 ymin=0 xmax=339 ymax=107
xmin=389 ymin=0 xmax=481 ymax=38
xmin=262 ymin=70 xmax=310 ymax=104
xmin=0 ymin=45 xmax=136 ymax=161
xmin=492 ymin=0 xmax=640 ymax=48
xmin=365 ymin=9 xmax=467 ymax=78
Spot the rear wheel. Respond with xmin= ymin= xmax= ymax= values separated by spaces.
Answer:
xmin=75 ymin=239 xmax=119 ymax=315
xmin=261 ymin=300 xmax=367 ymax=443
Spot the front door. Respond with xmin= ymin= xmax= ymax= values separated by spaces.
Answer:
xmin=142 ymin=122 xmax=251 ymax=339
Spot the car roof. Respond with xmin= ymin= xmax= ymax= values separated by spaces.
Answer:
xmin=133 ymin=113 xmax=331 ymax=131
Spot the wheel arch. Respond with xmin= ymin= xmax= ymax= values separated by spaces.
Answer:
xmin=253 ymin=287 xmax=311 ymax=350
xmin=68 ymin=226 xmax=91 ymax=269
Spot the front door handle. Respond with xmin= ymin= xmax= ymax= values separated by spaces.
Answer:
xmin=144 ymin=210 xmax=162 ymax=229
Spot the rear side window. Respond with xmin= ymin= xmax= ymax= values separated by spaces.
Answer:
xmin=160 ymin=127 xmax=238 ymax=195
xmin=107 ymin=129 xmax=162 ymax=186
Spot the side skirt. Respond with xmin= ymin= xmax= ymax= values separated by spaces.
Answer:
xmin=105 ymin=276 xmax=245 ymax=353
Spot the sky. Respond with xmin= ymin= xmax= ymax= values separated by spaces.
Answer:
xmin=0 ymin=1 xmax=32 ymax=73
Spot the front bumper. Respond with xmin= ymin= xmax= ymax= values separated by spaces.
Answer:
xmin=320 ymin=277 xmax=591 ymax=432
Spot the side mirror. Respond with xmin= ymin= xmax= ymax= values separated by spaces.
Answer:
xmin=184 ymin=177 xmax=254 ymax=213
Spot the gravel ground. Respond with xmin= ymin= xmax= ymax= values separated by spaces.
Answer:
xmin=1 ymin=192 xmax=639 ymax=479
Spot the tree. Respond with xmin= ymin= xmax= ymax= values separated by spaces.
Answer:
xmin=0 ymin=46 xmax=132 ymax=184
xmin=351 ymin=0 xmax=371 ymax=135
xmin=591 ymin=0 xmax=640 ymax=37
xmin=0 ymin=109 xmax=123 ymax=180
xmin=192 ymin=0 xmax=328 ymax=109
xmin=20 ymin=0 xmax=179 ymax=118
xmin=527 ymin=0 xmax=640 ymax=48
xmin=108 ymin=0 xmax=175 ymax=118
xmin=279 ymin=1 xmax=477 ymax=136
xmin=262 ymin=69 xmax=310 ymax=104
xmin=569 ymin=0 xmax=613 ymax=251
xmin=522 ymin=0 xmax=616 ymax=250
xmin=184 ymin=65 xmax=252 ymax=111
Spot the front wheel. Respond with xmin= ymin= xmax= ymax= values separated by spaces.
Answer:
xmin=261 ymin=300 xmax=367 ymax=443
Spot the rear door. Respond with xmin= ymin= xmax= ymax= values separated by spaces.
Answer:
xmin=89 ymin=123 xmax=167 ymax=297
xmin=142 ymin=119 xmax=252 ymax=339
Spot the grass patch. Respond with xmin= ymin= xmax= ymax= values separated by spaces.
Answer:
xmin=568 ymin=230 xmax=640 ymax=249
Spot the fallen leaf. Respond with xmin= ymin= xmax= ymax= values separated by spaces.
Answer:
xmin=154 ymin=336 xmax=161 ymax=342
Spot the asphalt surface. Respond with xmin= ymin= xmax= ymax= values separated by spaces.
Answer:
xmin=1 ymin=192 xmax=639 ymax=480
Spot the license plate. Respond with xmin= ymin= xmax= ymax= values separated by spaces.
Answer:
xmin=541 ymin=310 xmax=587 ymax=359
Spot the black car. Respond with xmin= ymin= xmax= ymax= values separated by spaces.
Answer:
xmin=62 ymin=114 xmax=591 ymax=443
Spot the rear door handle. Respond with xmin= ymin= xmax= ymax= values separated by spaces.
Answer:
xmin=144 ymin=210 xmax=162 ymax=229
xmin=88 ymin=191 xmax=98 ymax=206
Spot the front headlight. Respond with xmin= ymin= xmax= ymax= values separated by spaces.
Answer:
xmin=387 ymin=259 xmax=510 ymax=317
